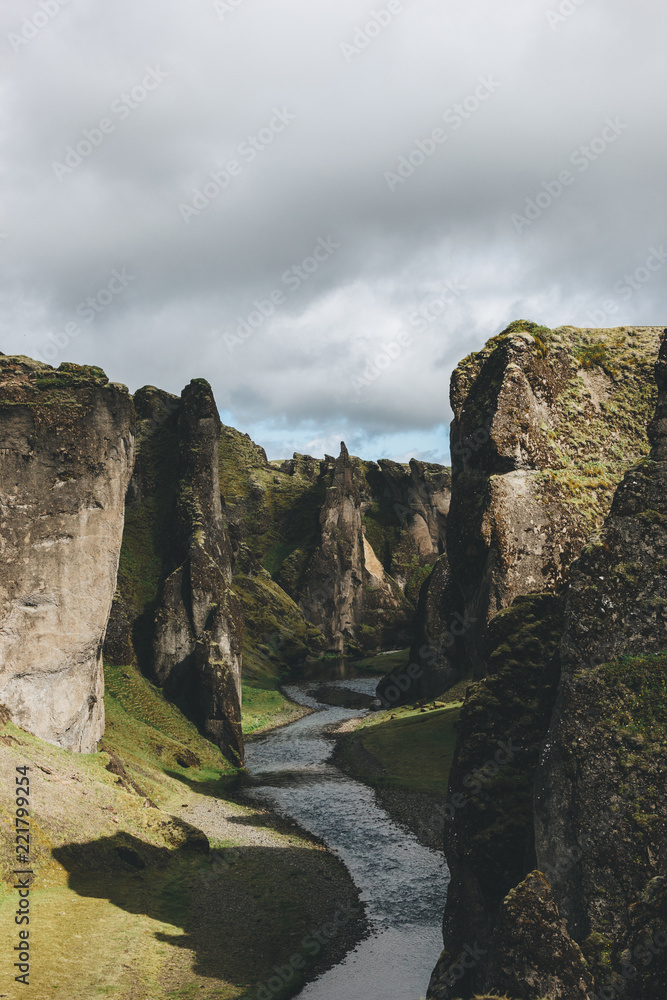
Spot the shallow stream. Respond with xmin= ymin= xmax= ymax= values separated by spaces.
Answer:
xmin=243 ymin=671 xmax=449 ymax=1000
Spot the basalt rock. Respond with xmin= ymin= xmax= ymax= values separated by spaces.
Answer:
xmin=415 ymin=322 xmax=663 ymax=701
xmin=300 ymin=443 xmax=414 ymax=653
xmin=0 ymin=358 xmax=135 ymax=752
xmin=218 ymin=428 xmax=451 ymax=658
xmin=430 ymin=327 xmax=667 ymax=1000
xmin=106 ymin=380 xmax=243 ymax=764
xmin=427 ymin=593 xmax=563 ymax=998
xmin=529 ymin=330 xmax=667 ymax=998
xmin=483 ymin=871 xmax=593 ymax=1000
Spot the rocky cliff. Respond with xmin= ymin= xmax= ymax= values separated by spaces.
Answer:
xmin=105 ymin=380 xmax=244 ymax=763
xmin=410 ymin=322 xmax=663 ymax=704
xmin=528 ymin=331 xmax=667 ymax=999
xmin=428 ymin=326 xmax=667 ymax=1000
xmin=298 ymin=443 xmax=413 ymax=653
xmin=218 ymin=429 xmax=451 ymax=659
xmin=0 ymin=357 xmax=135 ymax=752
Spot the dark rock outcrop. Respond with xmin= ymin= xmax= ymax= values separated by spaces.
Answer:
xmin=106 ymin=380 xmax=243 ymax=764
xmin=428 ymin=593 xmax=564 ymax=998
xmin=0 ymin=358 xmax=135 ymax=752
xmin=416 ymin=322 xmax=662 ymax=700
xmin=429 ymin=326 xmax=667 ymax=1000
xmin=529 ymin=331 xmax=667 ymax=998
xmin=483 ymin=871 xmax=593 ymax=1000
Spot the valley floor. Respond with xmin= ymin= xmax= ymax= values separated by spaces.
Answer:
xmin=0 ymin=662 xmax=365 ymax=1000
xmin=331 ymin=680 xmax=468 ymax=851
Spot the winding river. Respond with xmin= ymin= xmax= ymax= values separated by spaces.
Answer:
xmin=244 ymin=672 xmax=449 ymax=1000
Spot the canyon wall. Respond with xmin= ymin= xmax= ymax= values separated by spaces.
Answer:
xmin=428 ymin=324 xmax=667 ymax=1000
xmin=105 ymin=380 xmax=244 ymax=763
xmin=0 ymin=357 xmax=135 ymax=752
xmin=407 ymin=322 xmax=663 ymax=705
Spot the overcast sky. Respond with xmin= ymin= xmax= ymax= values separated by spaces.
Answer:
xmin=1 ymin=0 xmax=665 ymax=463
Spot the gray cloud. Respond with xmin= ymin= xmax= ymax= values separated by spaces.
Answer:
xmin=1 ymin=0 xmax=665 ymax=461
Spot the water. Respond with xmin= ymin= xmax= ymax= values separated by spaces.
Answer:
xmin=244 ymin=676 xmax=449 ymax=1000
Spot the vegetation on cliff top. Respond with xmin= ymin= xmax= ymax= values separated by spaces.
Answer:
xmin=0 ymin=357 xmax=125 ymax=434
xmin=457 ymin=322 xmax=662 ymax=531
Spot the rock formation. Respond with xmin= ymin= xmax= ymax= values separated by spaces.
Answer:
xmin=0 ymin=358 xmax=135 ymax=752
xmin=529 ymin=330 xmax=667 ymax=998
xmin=429 ymin=326 xmax=667 ymax=999
xmin=218 ymin=429 xmax=451 ymax=658
xmin=428 ymin=593 xmax=565 ymax=997
xmin=106 ymin=380 xmax=243 ymax=763
xmin=413 ymin=322 xmax=663 ymax=702
xmin=297 ymin=443 xmax=418 ymax=653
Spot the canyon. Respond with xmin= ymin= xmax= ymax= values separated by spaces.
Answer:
xmin=1 ymin=321 xmax=666 ymax=1000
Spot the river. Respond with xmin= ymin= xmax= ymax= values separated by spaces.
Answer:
xmin=243 ymin=672 xmax=449 ymax=1000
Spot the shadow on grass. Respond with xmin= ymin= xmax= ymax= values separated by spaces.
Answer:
xmin=163 ymin=767 xmax=244 ymax=798
xmin=53 ymin=831 xmax=365 ymax=996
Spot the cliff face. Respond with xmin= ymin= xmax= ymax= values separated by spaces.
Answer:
xmin=529 ymin=333 xmax=667 ymax=998
xmin=0 ymin=358 xmax=135 ymax=752
xmin=429 ymin=326 xmax=667 ymax=1000
xmin=415 ymin=322 xmax=662 ymax=699
xmin=218 ymin=429 xmax=451 ymax=658
xmin=106 ymin=380 xmax=243 ymax=763
xmin=299 ymin=443 xmax=414 ymax=653
xmin=428 ymin=593 xmax=566 ymax=998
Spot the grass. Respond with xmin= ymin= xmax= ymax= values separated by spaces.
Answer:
xmin=0 ymin=659 xmax=364 ymax=1000
xmin=341 ymin=700 xmax=462 ymax=796
xmin=351 ymin=648 xmax=411 ymax=674
xmin=241 ymin=683 xmax=309 ymax=736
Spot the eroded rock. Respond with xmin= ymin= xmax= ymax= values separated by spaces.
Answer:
xmin=0 ymin=358 xmax=135 ymax=752
xmin=106 ymin=379 xmax=243 ymax=764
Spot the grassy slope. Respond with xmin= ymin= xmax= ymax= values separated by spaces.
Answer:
xmin=0 ymin=662 xmax=364 ymax=1000
xmin=338 ymin=698 xmax=463 ymax=797
xmin=241 ymin=684 xmax=310 ymax=736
